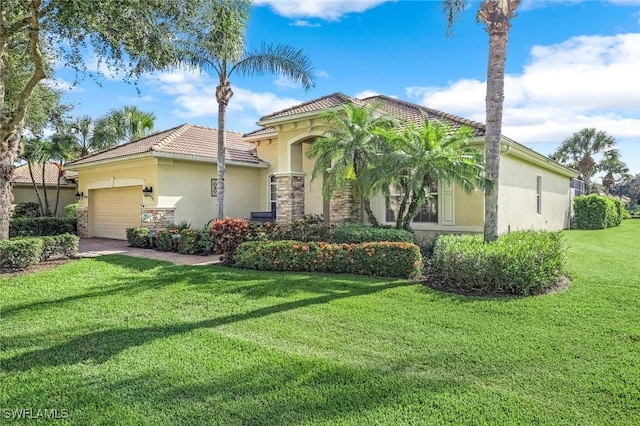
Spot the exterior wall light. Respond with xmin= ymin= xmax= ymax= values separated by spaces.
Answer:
xmin=142 ymin=186 xmax=153 ymax=198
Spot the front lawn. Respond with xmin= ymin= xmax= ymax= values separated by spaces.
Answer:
xmin=1 ymin=222 xmax=639 ymax=424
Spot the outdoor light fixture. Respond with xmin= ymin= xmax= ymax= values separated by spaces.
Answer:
xmin=142 ymin=186 xmax=153 ymax=198
xmin=75 ymin=191 xmax=85 ymax=201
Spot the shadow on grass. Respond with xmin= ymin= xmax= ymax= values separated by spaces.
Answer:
xmin=2 ymin=279 xmax=410 ymax=372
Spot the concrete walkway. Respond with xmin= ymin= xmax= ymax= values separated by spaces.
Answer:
xmin=78 ymin=238 xmax=222 ymax=266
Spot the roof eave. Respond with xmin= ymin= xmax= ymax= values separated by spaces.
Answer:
xmin=151 ymin=151 xmax=269 ymax=169
xmin=65 ymin=153 xmax=152 ymax=170
xmin=257 ymin=105 xmax=344 ymax=127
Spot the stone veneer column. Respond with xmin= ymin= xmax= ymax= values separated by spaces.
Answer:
xmin=329 ymin=180 xmax=360 ymax=225
xmin=77 ymin=206 xmax=88 ymax=238
xmin=140 ymin=207 xmax=176 ymax=231
xmin=275 ymin=173 xmax=305 ymax=224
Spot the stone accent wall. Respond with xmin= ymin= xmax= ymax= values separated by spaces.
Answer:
xmin=330 ymin=181 xmax=360 ymax=224
xmin=140 ymin=207 xmax=176 ymax=231
xmin=77 ymin=206 xmax=88 ymax=238
xmin=275 ymin=174 xmax=305 ymax=224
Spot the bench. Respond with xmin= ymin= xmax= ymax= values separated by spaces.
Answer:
xmin=250 ymin=211 xmax=276 ymax=222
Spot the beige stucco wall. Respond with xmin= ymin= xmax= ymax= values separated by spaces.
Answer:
xmin=498 ymin=153 xmax=571 ymax=233
xmin=72 ymin=157 xmax=156 ymax=211
xmin=12 ymin=185 xmax=77 ymax=217
xmin=302 ymin=142 xmax=325 ymax=216
xmin=157 ymin=159 xmax=262 ymax=227
xmin=255 ymin=139 xmax=278 ymax=211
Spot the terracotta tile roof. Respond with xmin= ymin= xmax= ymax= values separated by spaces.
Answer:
xmin=243 ymin=127 xmax=277 ymax=138
xmin=12 ymin=163 xmax=76 ymax=186
xmin=259 ymin=92 xmax=355 ymax=122
xmin=258 ymin=92 xmax=485 ymax=137
xmin=67 ymin=124 xmax=264 ymax=166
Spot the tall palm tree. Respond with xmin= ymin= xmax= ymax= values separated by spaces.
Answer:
xmin=92 ymin=106 xmax=156 ymax=148
xmin=442 ymin=0 xmax=521 ymax=242
xmin=307 ymin=102 xmax=394 ymax=226
xmin=68 ymin=115 xmax=95 ymax=158
xmin=378 ymin=121 xmax=484 ymax=230
xmin=550 ymin=128 xmax=619 ymax=194
xmin=185 ymin=0 xmax=315 ymax=219
xmin=20 ymin=137 xmax=48 ymax=216
xmin=600 ymin=150 xmax=630 ymax=195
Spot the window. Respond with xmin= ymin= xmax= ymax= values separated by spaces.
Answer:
xmin=385 ymin=183 xmax=438 ymax=223
xmin=536 ymin=175 xmax=542 ymax=214
xmin=211 ymin=178 xmax=218 ymax=197
xmin=269 ymin=175 xmax=277 ymax=215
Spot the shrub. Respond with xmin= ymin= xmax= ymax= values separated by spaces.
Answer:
xmin=126 ymin=227 xmax=150 ymax=248
xmin=0 ymin=239 xmax=43 ymax=271
xmin=333 ymin=223 xmax=414 ymax=244
xmin=179 ymin=228 xmax=200 ymax=255
xmin=196 ymin=226 xmax=215 ymax=255
xmin=426 ymin=230 xmax=567 ymax=296
xmin=210 ymin=218 xmax=250 ymax=264
xmin=13 ymin=202 xmax=43 ymax=218
xmin=247 ymin=221 xmax=284 ymax=242
xmin=39 ymin=234 xmax=79 ymax=261
xmin=155 ymin=230 xmax=175 ymax=252
xmin=234 ymin=240 xmax=422 ymax=279
xmin=573 ymin=195 xmax=622 ymax=229
xmin=64 ymin=203 xmax=79 ymax=219
xmin=9 ymin=217 xmax=77 ymax=237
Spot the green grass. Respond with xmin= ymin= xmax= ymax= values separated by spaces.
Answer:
xmin=1 ymin=222 xmax=639 ymax=425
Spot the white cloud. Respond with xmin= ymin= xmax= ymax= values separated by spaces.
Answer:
xmin=148 ymin=68 xmax=302 ymax=129
xmin=406 ymin=33 xmax=640 ymax=144
xmin=291 ymin=20 xmax=321 ymax=28
xmin=317 ymin=70 xmax=330 ymax=79
xmin=274 ymin=76 xmax=302 ymax=90
xmin=254 ymin=0 xmax=396 ymax=20
xmin=44 ymin=78 xmax=85 ymax=93
xmin=354 ymin=89 xmax=381 ymax=99
xmin=521 ymin=0 xmax=640 ymax=11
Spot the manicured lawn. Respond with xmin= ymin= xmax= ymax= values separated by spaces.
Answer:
xmin=1 ymin=222 xmax=639 ymax=425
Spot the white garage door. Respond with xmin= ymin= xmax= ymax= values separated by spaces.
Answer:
xmin=92 ymin=186 xmax=142 ymax=239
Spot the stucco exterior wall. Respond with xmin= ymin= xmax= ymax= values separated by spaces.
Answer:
xmin=498 ymin=153 xmax=571 ymax=233
xmin=12 ymin=185 xmax=77 ymax=217
xmin=73 ymin=157 xmax=156 ymax=212
xmin=255 ymin=140 xmax=278 ymax=211
xmin=158 ymin=159 xmax=262 ymax=227
xmin=302 ymin=142 xmax=325 ymax=216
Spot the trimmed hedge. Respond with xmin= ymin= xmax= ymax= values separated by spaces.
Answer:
xmin=0 ymin=239 xmax=43 ymax=271
xmin=126 ymin=227 xmax=150 ymax=248
xmin=234 ymin=240 xmax=422 ymax=279
xmin=1 ymin=234 xmax=79 ymax=271
xmin=426 ymin=231 xmax=567 ymax=296
xmin=333 ymin=223 xmax=414 ymax=244
xmin=573 ymin=195 xmax=623 ymax=229
xmin=10 ymin=217 xmax=77 ymax=237
xmin=13 ymin=202 xmax=42 ymax=218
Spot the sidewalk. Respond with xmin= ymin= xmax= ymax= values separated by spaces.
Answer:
xmin=78 ymin=238 xmax=222 ymax=266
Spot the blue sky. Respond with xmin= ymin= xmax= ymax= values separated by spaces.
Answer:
xmin=54 ymin=0 xmax=640 ymax=174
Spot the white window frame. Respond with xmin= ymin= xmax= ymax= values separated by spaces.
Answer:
xmin=536 ymin=175 xmax=542 ymax=215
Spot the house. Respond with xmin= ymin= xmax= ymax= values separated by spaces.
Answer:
xmin=12 ymin=163 xmax=77 ymax=217
xmin=246 ymin=93 xmax=579 ymax=238
xmin=68 ymin=93 xmax=579 ymax=240
xmin=66 ymin=124 xmax=268 ymax=239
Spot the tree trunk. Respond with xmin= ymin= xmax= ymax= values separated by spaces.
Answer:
xmin=54 ymin=163 xmax=63 ymax=216
xmin=41 ymin=161 xmax=51 ymax=215
xmin=363 ymin=198 xmax=379 ymax=226
xmin=395 ymin=179 xmax=410 ymax=229
xmin=27 ymin=161 xmax=45 ymax=215
xmin=0 ymin=134 xmax=20 ymax=239
xmin=478 ymin=0 xmax=520 ymax=243
xmin=216 ymin=75 xmax=233 ymax=220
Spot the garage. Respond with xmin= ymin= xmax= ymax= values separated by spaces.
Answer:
xmin=91 ymin=186 xmax=142 ymax=239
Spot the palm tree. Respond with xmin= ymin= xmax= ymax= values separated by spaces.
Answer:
xmin=600 ymin=149 xmax=630 ymax=195
xmin=442 ymin=0 xmax=521 ymax=242
xmin=378 ymin=121 xmax=484 ymax=230
xmin=20 ymin=137 xmax=48 ymax=216
xmin=92 ymin=106 xmax=155 ymax=148
xmin=68 ymin=115 xmax=95 ymax=158
xmin=550 ymin=128 xmax=621 ymax=194
xmin=185 ymin=0 xmax=315 ymax=219
xmin=307 ymin=102 xmax=394 ymax=226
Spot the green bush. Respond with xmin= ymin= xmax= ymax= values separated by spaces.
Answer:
xmin=210 ymin=218 xmax=250 ymax=264
xmin=155 ymin=230 xmax=175 ymax=252
xmin=64 ymin=203 xmax=79 ymax=219
xmin=333 ymin=223 xmax=414 ymax=244
xmin=13 ymin=202 xmax=42 ymax=218
xmin=573 ymin=195 xmax=622 ymax=229
xmin=0 ymin=238 xmax=43 ymax=271
xmin=426 ymin=231 xmax=567 ymax=296
xmin=234 ymin=240 xmax=422 ymax=279
xmin=126 ymin=227 xmax=150 ymax=248
xmin=38 ymin=234 xmax=79 ymax=261
xmin=179 ymin=228 xmax=200 ymax=255
xmin=9 ymin=217 xmax=77 ymax=237
xmin=196 ymin=226 xmax=215 ymax=255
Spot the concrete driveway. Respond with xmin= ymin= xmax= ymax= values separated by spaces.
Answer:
xmin=78 ymin=238 xmax=221 ymax=266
